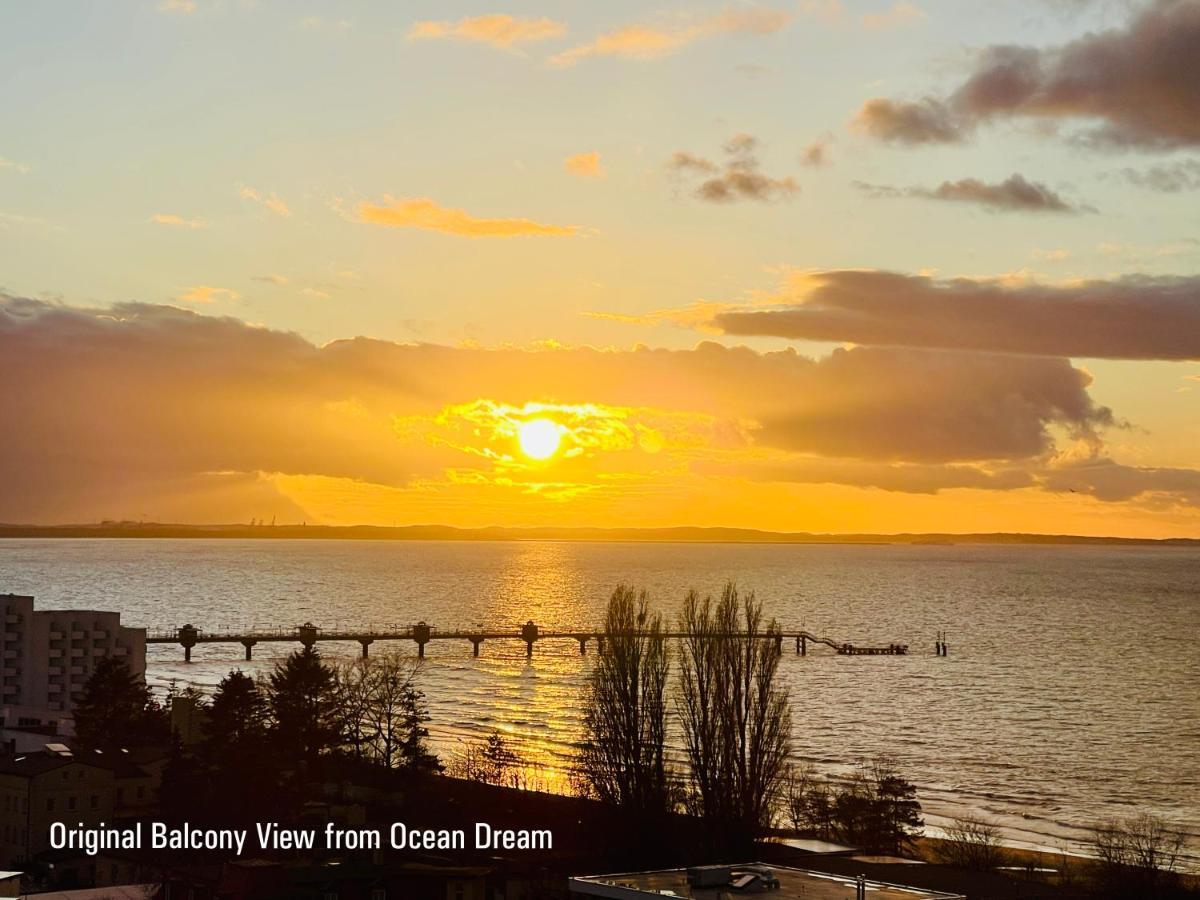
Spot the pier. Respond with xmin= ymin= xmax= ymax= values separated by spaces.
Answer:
xmin=146 ymin=621 xmax=916 ymax=661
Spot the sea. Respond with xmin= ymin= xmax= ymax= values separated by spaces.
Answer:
xmin=2 ymin=538 xmax=1197 ymax=864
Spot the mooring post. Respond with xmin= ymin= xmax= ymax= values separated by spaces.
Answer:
xmin=359 ymin=638 xmax=373 ymax=659
xmin=240 ymin=639 xmax=256 ymax=661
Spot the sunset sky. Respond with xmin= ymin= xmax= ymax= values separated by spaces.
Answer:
xmin=1 ymin=0 xmax=1198 ymax=536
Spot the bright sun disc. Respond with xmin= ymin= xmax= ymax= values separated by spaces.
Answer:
xmin=518 ymin=418 xmax=561 ymax=460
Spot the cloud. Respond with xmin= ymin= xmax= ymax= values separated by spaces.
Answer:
xmin=670 ymin=134 xmax=798 ymax=203
xmin=0 ymin=157 xmax=31 ymax=175
xmin=176 ymin=286 xmax=240 ymax=304
xmin=157 ymin=0 xmax=196 ymax=13
xmin=252 ymin=274 xmax=289 ymax=285
xmin=711 ymin=269 xmax=1200 ymax=360
xmin=0 ymin=295 xmax=1125 ymax=522
xmin=238 ymin=186 xmax=291 ymax=217
xmin=407 ymin=15 xmax=565 ymax=48
xmin=549 ymin=7 xmax=789 ymax=67
xmin=861 ymin=2 xmax=924 ymax=29
xmin=800 ymin=134 xmax=834 ymax=166
xmin=355 ymin=196 xmax=580 ymax=238
xmin=151 ymin=213 xmax=207 ymax=229
xmin=301 ymin=287 xmax=331 ymax=300
xmin=857 ymin=173 xmax=1089 ymax=213
xmin=855 ymin=0 xmax=1200 ymax=149
xmin=1043 ymin=457 xmax=1200 ymax=504
xmin=299 ymin=16 xmax=352 ymax=32
xmin=1115 ymin=159 xmax=1200 ymax=192
xmin=564 ymin=151 xmax=605 ymax=178
xmin=703 ymin=457 xmax=1035 ymax=494
xmin=851 ymin=97 xmax=964 ymax=145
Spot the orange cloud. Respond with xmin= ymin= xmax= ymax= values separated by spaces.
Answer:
xmin=151 ymin=213 xmax=207 ymax=229
xmin=176 ymin=285 xmax=240 ymax=304
xmin=549 ymin=7 xmax=789 ymax=67
xmin=238 ymin=186 xmax=291 ymax=217
xmin=356 ymin=196 xmax=579 ymax=238
xmin=564 ymin=152 xmax=605 ymax=178
xmin=408 ymin=14 xmax=565 ymax=48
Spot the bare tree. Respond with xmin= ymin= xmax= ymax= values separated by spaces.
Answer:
xmin=449 ymin=730 xmax=524 ymax=787
xmin=936 ymin=816 xmax=1008 ymax=870
xmin=678 ymin=583 xmax=792 ymax=852
xmin=335 ymin=652 xmax=438 ymax=771
xmin=577 ymin=585 xmax=673 ymax=818
xmin=1090 ymin=813 xmax=1184 ymax=896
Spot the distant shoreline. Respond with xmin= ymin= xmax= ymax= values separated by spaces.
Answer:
xmin=0 ymin=523 xmax=1196 ymax=546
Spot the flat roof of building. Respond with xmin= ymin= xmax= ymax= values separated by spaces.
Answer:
xmin=570 ymin=864 xmax=964 ymax=900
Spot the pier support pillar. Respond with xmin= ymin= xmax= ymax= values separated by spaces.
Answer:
xmin=800 ymin=635 xmax=807 ymax=656
xmin=179 ymin=624 xmax=199 ymax=664
xmin=578 ymin=638 xmax=587 ymax=655
xmin=774 ymin=634 xmax=783 ymax=656
xmin=241 ymin=639 xmax=256 ymax=661
xmin=359 ymin=639 xmax=373 ymax=659
xmin=297 ymin=622 xmax=318 ymax=650
xmin=412 ymin=622 xmax=432 ymax=659
xmin=520 ymin=621 xmax=539 ymax=659
xmin=416 ymin=641 xmax=427 ymax=658
xmin=470 ymin=637 xmax=483 ymax=657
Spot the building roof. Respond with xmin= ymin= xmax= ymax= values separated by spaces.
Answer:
xmin=0 ymin=750 xmax=108 ymax=778
xmin=570 ymin=864 xmax=965 ymax=900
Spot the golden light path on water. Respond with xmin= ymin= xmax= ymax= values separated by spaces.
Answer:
xmin=2 ymin=538 xmax=1198 ymax=867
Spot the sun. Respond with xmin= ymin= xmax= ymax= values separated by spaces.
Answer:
xmin=517 ymin=418 xmax=561 ymax=460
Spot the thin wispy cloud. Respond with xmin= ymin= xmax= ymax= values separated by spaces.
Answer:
xmin=564 ymin=152 xmax=605 ymax=178
xmin=407 ymin=15 xmax=566 ymax=49
xmin=0 ymin=157 xmax=30 ymax=175
xmin=549 ymin=7 xmax=789 ymax=67
xmin=356 ymin=197 xmax=580 ymax=238
xmin=238 ymin=186 xmax=291 ymax=217
xmin=861 ymin=2 xmax=925 ymax=29
xmin=176 ymin=285 xmax=240 ymax=304
xmin=151 ymin=213 xmax=207 ymax=229
xmin=856 ymin=173 xmax=1090 ymax=213
xmin=252 ymin=274 xmax=289 ymax=285
xmin=157 ymin=0 xmax=197 ymax=13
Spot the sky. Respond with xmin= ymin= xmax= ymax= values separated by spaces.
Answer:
xmin=1 ymin=0 xmax=1198 ymax=536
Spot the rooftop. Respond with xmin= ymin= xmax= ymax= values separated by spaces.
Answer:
xmin=570 ymin=864 xmax=965 ymax=900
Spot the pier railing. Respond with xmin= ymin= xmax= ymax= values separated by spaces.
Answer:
xmin=145 ymin=620 xmax=924 ymax=662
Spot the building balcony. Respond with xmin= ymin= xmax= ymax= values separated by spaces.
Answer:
xmin=91 ymin=630 xmax=108 ymax=639
xmin=5 ymin=614 xmax=22 ymax=624
xmin=48 ymin=665 xmax=64 ymax=675
xmin=3 ymin=650 xmax=19 ymax=660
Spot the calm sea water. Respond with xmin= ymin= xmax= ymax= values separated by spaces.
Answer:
xmin=2 ymin=538 xmax=1197 ymax=862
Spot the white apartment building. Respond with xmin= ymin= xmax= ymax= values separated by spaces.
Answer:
xmin=0 ymin=594 xmax=146 ymax=731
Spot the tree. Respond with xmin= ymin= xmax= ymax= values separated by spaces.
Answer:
xmin=205 ymin=670 xmax=268 ymax=756
xmin=337 ymin=653 xmax=440 ymax=772
xmin=72 ymin=657 xmax=168 ymax=750
xmin=786 ymin=763 xmax=837 ymax=840
xmin=1089 ymin=813 xmax=1185 ymax=898
xmin=267 ymin=646 xmax=342 ymax=767
xmin=677 ymin=583 xmax=792 ymax=854
xmin=825 ymin=757 xmax=924 ymax=854
xmin=578 ymin=585 xmax=673 ymax=819
xmin=450 ymin=730 xmax=523 ymax=787
xmin=935 ymin=816 xmax=1008 ymax=870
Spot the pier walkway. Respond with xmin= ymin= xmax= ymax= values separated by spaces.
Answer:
xmin=146 ymin=621 xmax=922 ymax=661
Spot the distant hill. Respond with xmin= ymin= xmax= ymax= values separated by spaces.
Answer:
xmin=0 ymin=522 xmax=1195 ymax=546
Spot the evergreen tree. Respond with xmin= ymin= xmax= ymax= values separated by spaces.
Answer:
xmin=73 ymin=657 xmax=168 ymax=750
xmin=396 ymin=682 xmax=440 ymax=773
xmin=267 ymin=646 xmax=342 ymax=766
xmin=205 ymin=670 xmax=269 ymax=756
